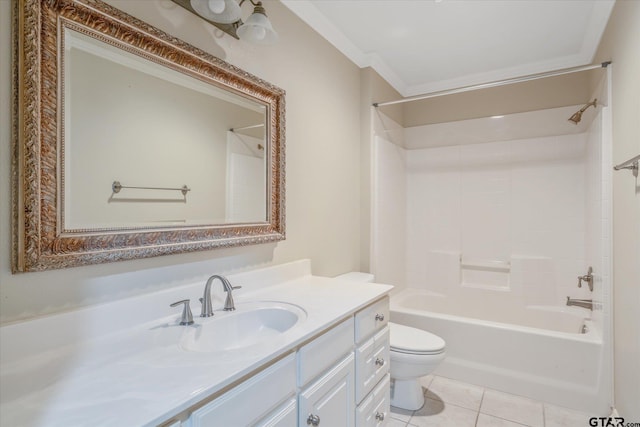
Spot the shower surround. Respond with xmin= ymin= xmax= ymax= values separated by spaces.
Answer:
xmin=371 ymin=103 xmax=612 ymax=413
xmin=404 ymin=131 xmax=589 ymax=305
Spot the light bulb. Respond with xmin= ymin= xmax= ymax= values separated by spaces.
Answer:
xmin=207 ymin=0 xmax=226 ymax=14
xmin=253 ymin=26 xmax=266 ymax=40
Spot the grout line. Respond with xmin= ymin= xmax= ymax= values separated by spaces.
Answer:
xmin=389 ymin=412 xmax=414 ymax=424
xmin=422 ymin=394 xmax=483 ymax=414
xmin=390 ymin=405 xmax=416 ymax=425
xmin=479 ymin=413 xmax=533 ymax=427
xmin=475 ymin=388 xmax=485 ymax=426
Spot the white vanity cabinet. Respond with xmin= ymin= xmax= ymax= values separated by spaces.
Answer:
xmin=1 ymin=260 xmax=395 ymax=427
xmin=164 ymin=297 xmax=391 ymax=427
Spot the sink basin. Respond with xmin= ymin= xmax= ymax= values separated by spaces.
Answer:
xmin=179 ymin=301 xmax=306 ymax=353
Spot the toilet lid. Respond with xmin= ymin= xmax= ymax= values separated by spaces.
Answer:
xmin=390 ymin=322 xmax=446 ymax=355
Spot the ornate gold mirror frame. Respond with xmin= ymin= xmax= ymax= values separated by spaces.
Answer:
xmin=12 ymin=0 xmax=285 ymax=272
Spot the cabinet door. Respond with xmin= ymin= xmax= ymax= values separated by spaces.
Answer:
xmin=256 ymin=398 xmax=297 ymax=427
xmin=299 ymin=353 xmax=355 ymax=427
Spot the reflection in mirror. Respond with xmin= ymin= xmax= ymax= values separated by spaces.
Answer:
xmin=12 ymin=0 xmax=285 ymax=272
xmin=63 ymin=30 xmax=267 ymax=230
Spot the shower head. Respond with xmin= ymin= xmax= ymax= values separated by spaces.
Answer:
xmin=568 ymin=99 xmax=597 ymax=124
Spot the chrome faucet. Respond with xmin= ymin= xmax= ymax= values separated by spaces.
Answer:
xmin=578 ymin=266 xmax=594 ymax=292
xmin=200 ymin=275 xmax=242 ymax=317
xmin=566 ymin=297 xmax=593 ymax=310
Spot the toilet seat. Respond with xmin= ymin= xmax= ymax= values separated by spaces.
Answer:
xmin=389 ymin=322 xmax=445 ymax=355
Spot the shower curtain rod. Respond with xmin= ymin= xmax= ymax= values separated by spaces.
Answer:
xmin=373 ymin=61 xmax=611 ymax=108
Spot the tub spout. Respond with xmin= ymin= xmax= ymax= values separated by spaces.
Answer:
xmin=566 ymin=297 xmax=593 ymax=310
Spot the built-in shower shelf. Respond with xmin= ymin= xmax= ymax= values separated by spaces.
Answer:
xmin=460 ymin=257 xmax=511 ymax=290
xmin=460 ymin=257 xmax=511 ymax=272
xmin=460 ymin=282 xmax=511 ymax=292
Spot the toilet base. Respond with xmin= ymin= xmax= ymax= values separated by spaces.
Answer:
xmin=391 ymin=378 xmax=425 ymax=411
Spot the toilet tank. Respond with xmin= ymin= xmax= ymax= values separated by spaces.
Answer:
xmin=335 ymin=272 xmax=375 ymax=283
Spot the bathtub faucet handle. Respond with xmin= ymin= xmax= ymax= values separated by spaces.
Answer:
xmin=577 ymin=266 xmax=594 ymax=292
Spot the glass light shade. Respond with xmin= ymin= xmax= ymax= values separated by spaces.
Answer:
xmin=237 ymin=8 xmax=278 ymax=45
xmin=190 ymin=0 xmax=242 ymax=24
xmin=208 ymin=0 xmax=225 ymax=14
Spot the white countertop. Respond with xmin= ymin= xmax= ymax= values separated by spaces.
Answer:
xmin=0 ymin=260 xmax=392 ymax=427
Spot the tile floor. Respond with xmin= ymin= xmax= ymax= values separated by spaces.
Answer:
xmin=388 ymin=375 xmax=595 ymax=427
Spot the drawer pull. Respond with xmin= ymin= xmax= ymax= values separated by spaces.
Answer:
xmin=375 ymin=358 xmax=385 ymax=367
xmin=375 ymin=313 xmax=385 ymax=321
xmin=375 ymin=412 xmax=385 ymax=421
xmin=307 ymin=414 xmax=320 ymax=426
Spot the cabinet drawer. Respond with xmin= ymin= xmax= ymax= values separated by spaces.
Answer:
xmin=190 ymin=353 xmax=296 ymax=427
xmin=356 ymin=375 xmax=390 ymax=427
xmin=355 ymin=326 xmax=390 ymax=403
xmin=298 ymin=317 xmax=354 ymax=387
xmin=354 ymin=297 xmax=389 ymax=344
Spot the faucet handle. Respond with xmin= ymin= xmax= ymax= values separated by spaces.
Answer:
xmin=577 ymin=266 xmax=594 ymax=292
xmin=221 ymin=285 xmax=241 ymax=311
xmin=170 ymin=299 xmax=194 ymax=325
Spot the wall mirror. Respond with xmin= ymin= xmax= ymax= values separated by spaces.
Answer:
xmin=12 ymin=0 xmax=285 ymax=272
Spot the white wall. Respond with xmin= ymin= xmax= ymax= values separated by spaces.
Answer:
xmin=593 ymin=0 xmax=640 ymax=418
xmin=0 ymin=0 xmax=362 ymax=324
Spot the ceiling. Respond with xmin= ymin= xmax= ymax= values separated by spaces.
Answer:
xmin=281 ymin=0 xmax=615 ymax=97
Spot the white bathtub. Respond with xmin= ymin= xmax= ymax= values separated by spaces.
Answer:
xmin=390 ymin=288 xmax=609 ymax=414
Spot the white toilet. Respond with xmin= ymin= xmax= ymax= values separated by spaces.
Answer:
xmin=335 ymin=272 xmax=447 ymax=411
xmin=388 ymin=321 xmax=446 ymax=410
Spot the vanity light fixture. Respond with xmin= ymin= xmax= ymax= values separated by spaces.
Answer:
xmin=181 ymin=0 xmax=278 ymax=44
xmin=236 ymin=2 xmax=278 ymax=44
xmin=190 ymin=0 xmax=242 ymax=24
